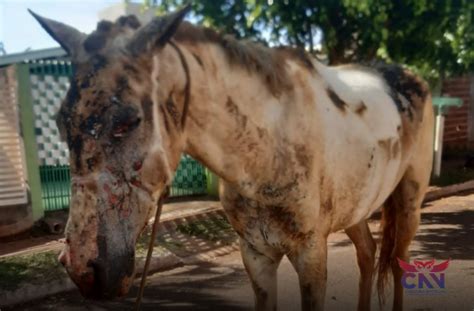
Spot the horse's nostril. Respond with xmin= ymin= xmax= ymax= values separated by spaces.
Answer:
xmin=58 ymin=250 xmax=69 ymax=267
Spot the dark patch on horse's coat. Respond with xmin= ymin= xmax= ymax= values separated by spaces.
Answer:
xmin=226 ymin=96 xmax=248 ymax=128
xmin=165 ymin=94 xmax=180 ymax=127
xmin=65 ymin=80 xmax=81 ymax=107
xmin=86 ymin=157 xmax=97 ymax=171
xmin=192 ymin=52 xmax=204 ymax=68
xmin=259 ymin=180 xmax=298 ymax=199
xmin=94 ymin=218 xmax=135 ymax=298
xmin=301 ymin=284 xmax=317 ymax=310
xmin=378 ymin=139 xmax=391 ymax=155
xmin=80 ymin=77 xmax=91 ymax=89
xmin=326 ymin=88 xmax=347 ymax=111
xmin=168 ymin=41 xmax=191 ymax=129
xmin=355 ymin=102 xmax=367 ymax=115
xmin=375 ymin=64 xmax=428 ymax=121
xmin=294 ymin=144 xmax=312 ymax=178
xmin=268 ymin=205 xmax=311 ymax=242
xmin=71 ymin=136 xmax=83 ymax=170
xmin=91 ymin=55 xmax=108 ymax=72
xmin=250 ymin=281 xmax=269 ymax=308
xmin=159 ymin=105 xmax=170 ymax=133
xmin=368 ymin=152 xmax=374 ymax=168
xmin=123 ymin=63 xmax=139 ymax=77
xmin=115 ymin=76 xmax=129 ymax=97
xmin=392 ymin=141 xmax=400 ymax=158
xmin=140 ymin=96 xmax=153 ymax=126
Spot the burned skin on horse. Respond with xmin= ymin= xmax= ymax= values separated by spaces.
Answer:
xmin=32 ymin=6 xmax=433 ymax=311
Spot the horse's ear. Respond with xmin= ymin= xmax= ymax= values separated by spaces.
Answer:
xmin=127 ymin=4 xmax=191 ymax=56
xmin=29 ymin=10 xmax=87 ymax=60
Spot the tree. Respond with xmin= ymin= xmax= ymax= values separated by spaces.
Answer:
xmin=148 ymin=0 xmax=473 ymax=84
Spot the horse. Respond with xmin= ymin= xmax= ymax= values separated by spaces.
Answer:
xmin=31 ymin=6 xmax=433 ymax=311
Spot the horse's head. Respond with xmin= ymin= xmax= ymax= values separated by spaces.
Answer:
xmin=31 ymin=6 xmax=191 ymax=299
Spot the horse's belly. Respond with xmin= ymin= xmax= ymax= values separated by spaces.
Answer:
xmin=324 ymin=135 xmax=404 ymax=231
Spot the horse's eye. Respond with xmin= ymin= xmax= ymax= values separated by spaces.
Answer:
xmin=112 ymin=106 xmax=141 ymax=138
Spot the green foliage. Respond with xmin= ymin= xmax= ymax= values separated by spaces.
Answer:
xmin=148 ymin=0 xmax=473 ymax=83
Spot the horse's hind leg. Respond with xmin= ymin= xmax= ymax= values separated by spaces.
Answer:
xmin=378 ymin=164 xmax=431 ymax=311
xmin=345 ymin=220 xmax=376 ymax=311
xmin=240 ymin=238 xmax=283 ymax=311
xmin=392 ymin=167 xmax=430 ymax=311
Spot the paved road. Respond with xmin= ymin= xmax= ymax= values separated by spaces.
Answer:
xmin=7 ymin=194 xmax=474 ymax=311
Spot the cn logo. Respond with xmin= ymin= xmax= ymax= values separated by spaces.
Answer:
xmin=398 ymin=258 xmax=450 ymax=291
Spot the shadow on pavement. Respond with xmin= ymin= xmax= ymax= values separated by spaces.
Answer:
xmin=412 ymin=209 xmax=474 ymax=260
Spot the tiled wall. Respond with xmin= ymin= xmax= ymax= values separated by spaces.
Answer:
xmin=30 ymin=73 xmax=70 ymax=165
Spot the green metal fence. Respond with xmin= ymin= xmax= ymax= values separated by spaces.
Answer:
xmin=39 ymin=165 xmax=71 ymax=211
xmin=170 ymin=155 xmax=207 ymax=197
xmin=39 ymin=156 xmax=207 ymax=211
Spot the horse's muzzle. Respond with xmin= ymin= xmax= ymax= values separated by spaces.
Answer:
xmin=65 ymin=252 xmax=135 ymax=300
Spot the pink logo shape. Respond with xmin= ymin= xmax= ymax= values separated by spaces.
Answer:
xmin=397 ymin=258 xmax=450 ymax=273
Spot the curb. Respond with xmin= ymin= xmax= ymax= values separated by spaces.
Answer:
xmin=0 ymin=252 xmax=185 ymax=308
xmin=424 ymin=180 xmax=474 ymax=203
xmin=0 ymin=276 xmax=76 ymax=307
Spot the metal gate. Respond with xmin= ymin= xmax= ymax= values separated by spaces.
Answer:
xmin=28 ymin=60 xmax=207 ymax=211
xmin=0 ymin=67 xmax=28 ymax=207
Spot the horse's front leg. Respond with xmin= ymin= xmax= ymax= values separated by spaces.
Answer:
xmin=240 ymin=238 xmax=283 ymax=311
xmin=288 ymin=234 xmax=328 ymax=311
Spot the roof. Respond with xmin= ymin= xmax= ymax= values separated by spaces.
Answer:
xmin=0 ymin=47 xmax=68 ymax=66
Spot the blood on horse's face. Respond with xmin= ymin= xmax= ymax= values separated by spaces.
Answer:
xmin=55 ymin=60 xmax=172 ymax=299
xmin=31 ymin=7 xmax=190 ymax=299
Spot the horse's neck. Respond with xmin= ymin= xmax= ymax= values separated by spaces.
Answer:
xmin=181 ymin=43 xmax=315 ymax=200
xmin=182 ymin=44 xmax=281 ymax=190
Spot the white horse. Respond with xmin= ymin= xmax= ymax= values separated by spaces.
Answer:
xmin=32 ymin=6 xmax=433 ymax=310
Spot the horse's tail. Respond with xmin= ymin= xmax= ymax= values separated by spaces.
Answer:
xmin=376 ymin=185 xmax=403 ymax=306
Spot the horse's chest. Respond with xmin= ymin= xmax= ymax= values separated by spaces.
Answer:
xmin=223 ymin=197 xmax=312 ymax=253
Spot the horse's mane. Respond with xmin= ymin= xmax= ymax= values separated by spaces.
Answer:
xmin=174 ymin=21 xmax=315 ymax=95
xmin=84 ymin=16 xmax=316 ymax=96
